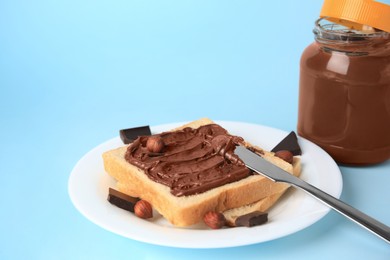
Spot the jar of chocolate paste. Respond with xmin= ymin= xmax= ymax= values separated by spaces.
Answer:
xmin=298 ymin=18 xmax=390 ymax=165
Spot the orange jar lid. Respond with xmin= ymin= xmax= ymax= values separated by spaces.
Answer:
xmin=320 ymin=0 xmax=390 ymax=33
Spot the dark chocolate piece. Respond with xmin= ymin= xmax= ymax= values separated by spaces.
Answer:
xmin=119 ymin=125 xmax=151 ymax=144
xmin=235 ymin=211 xmax=268 ymax=227
xmin=107 ymin=188 xmax=140 ymax=212
xmin=271 ymin=131 xmax=302 ymax=156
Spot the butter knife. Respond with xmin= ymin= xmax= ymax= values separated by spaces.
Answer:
xmin=234 ymin=145 xmax=390 ymax=244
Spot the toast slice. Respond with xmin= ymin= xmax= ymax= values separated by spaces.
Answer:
xmin=103 ymin=118 xmax=300 ymax=227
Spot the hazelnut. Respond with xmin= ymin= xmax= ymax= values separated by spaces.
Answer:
xmin=203 ymin=211 xmax=226 ymax=229
xmin=146 ymin=136 xmax=165 ymax=153
xmin=274 ymin=150 xmax=294 ymax=164
xmin=134 ymin=200 xmax=153 ymax=219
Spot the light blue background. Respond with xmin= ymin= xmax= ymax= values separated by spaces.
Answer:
xmin=1 ymin=1 xmax=390 ymax=259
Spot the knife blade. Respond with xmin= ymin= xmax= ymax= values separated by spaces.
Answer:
xmin=234 ymin=145 xmax=390 ymax=244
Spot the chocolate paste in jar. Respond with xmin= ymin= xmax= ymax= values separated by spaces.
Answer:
xmin=298 ymin=19 xmax=390 ymax=165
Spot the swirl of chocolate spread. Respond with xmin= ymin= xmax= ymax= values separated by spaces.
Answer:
xmin=124 ymin=124 xmax=251 ymax=196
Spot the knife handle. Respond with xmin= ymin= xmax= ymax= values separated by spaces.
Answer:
xmin=291 ymin=178 xmax=390 ymax=244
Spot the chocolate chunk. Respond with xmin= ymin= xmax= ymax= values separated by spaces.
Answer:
xmin=107 ymin=188 xmax=140 ymax=212
xmin=119 ymin=125 xmax=151 ymax=144
xmin=271 ymin=131 xmax=302 ymax=156
xmin=235 ymin=211 xmax=268 ymax=227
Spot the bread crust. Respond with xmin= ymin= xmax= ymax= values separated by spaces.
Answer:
xmin=102 ymin=118 xmax=300 ymax=227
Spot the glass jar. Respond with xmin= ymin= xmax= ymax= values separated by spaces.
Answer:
xmin=298 ymin=18 xmax=390 ymax=165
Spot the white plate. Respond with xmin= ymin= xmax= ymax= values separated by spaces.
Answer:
xmin=68 ymin=121 xmax=343 ymax=248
